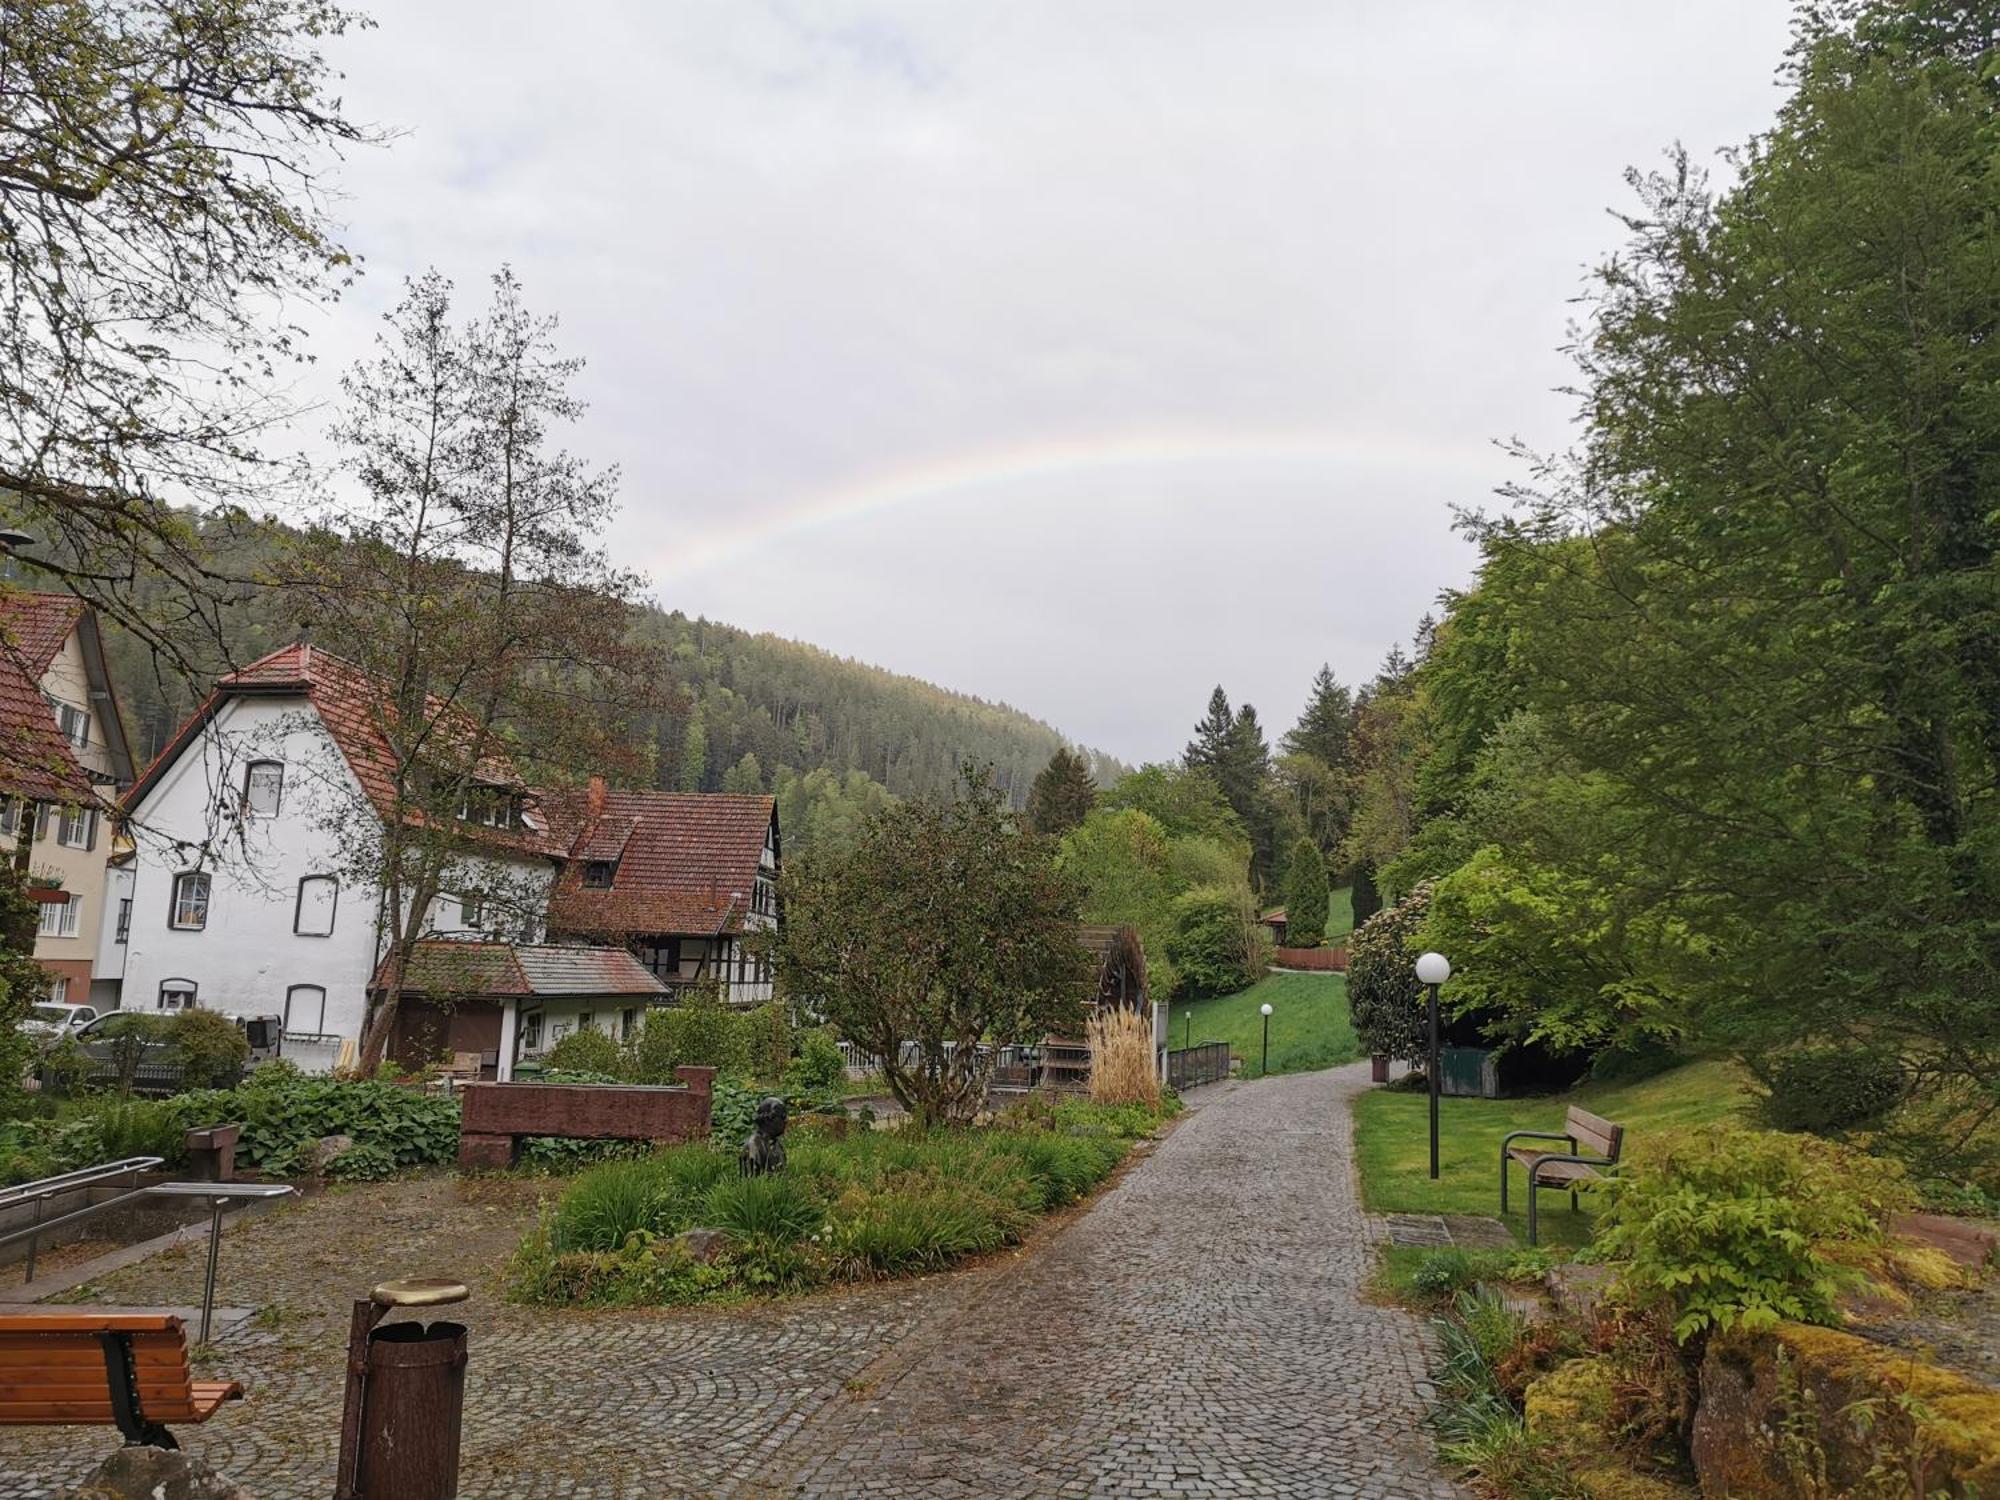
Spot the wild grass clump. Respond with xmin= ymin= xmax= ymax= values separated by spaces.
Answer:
xmin=1087 ymin=1007 xmax=1161 ymax=1107
xmin=513 ymin=1096 xmax=1172 ymax=1306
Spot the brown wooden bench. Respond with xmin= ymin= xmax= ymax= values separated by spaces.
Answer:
xmin=0 ymin=1313 xmax=243 ymax=1448
xmin=1501 ymin=1106 xmax=1625 ymax=1244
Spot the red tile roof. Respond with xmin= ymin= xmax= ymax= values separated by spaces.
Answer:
xmin=543 ymin=789 xmax=776 ymax=938
xmin=373 ymin=941 xmax=667 ymax=998
xmin=0 ymin=592 xmax=84 ymax=675
xmin=0 ymin=592 xmax=93 ymax=802
xmin=125 ymin=642 xmax=563 ymax=857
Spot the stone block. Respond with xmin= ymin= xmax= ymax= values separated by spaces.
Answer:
xmin=58 ymin=1446 xmax=251 ymax=1499
xmin=457 ymin=1132 xmax=517 ymax=1170
xmin=1692 ymin=1323 xmax=2000 ymax=1498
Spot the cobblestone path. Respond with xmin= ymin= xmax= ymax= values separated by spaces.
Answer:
xmin=1 ymin=1065 xmax=1460 ymax=1499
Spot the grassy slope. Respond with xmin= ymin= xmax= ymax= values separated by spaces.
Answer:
xmin=1326 ymin=884 xmax=1355 ymax=942
xmin=1351 ymin=1059 xmax=1751 ymax=1246
xmin=1173 ymin=971 xmax=1359 ymax=1079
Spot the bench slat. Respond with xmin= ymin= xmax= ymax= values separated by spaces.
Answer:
xmin=1528 ymin=1160 xmax=1604 ymax=1185
xmin=1565 ymin=1107 xmax=1623 ymax=1159
xmin=0 ymin=1346 xmax=188 ymax=1370
xmin=0 ymin=1315 xmax=184 ymax=1335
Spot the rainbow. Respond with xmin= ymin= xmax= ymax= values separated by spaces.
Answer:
xmin=647 ymin=425 xmax=1495 ymax=579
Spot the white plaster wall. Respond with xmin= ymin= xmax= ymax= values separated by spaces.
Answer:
xmin=122 ymin=696 xmax=383 ymax=1038
xmin=121 ymin=695 xmax=557 ymax=1047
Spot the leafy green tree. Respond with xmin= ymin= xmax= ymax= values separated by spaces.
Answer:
xmin=0 ymin=0 xmax=373 ymax=673
xmin=1279 ymin=838 xmax=1329 ymax=948
xmin=0 ymin=859 xmax=49 ymax=1114
xmin=769 ymin=766 xmax=1093 ymax=1124
xmin=1164 ymin=886 xmax=1261 ymax=999
xmin=1025 ymin=746 xmax=1097 ymax=836
xmin=1104 ymin=764 xmax=1246 ymax=849
xmin=679 ymin=706 xmax=709 ymax=792
xmin=722 ymin=751 xmax=764 ymax=794
xmin=1057 ymin=808 xmax=1182 ymax=997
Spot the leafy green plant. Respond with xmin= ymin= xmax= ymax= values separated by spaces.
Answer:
xmin=785 ymin=1026 xmax=847 ymax=1097
xmin=1346 ymin=882 xmax=1431 ymax=1062
xmin=701 ymin=1172 xmax=823 ymax=1244
xmin=167 ymin=1009 xmax=250 ymax=1088
xmin=1754 ymin=1047 xmax=1906 ymax=1135
xmin=821 ymin=1183 xmax=1012 ymax=1276
xmin=545 ymin=1028 xmax=626 ymax=1079
xmin=1594 ymin=1125 xmax=1912 ymax=1342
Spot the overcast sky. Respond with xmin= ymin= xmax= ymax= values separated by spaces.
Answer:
xmin=300 ymin=1 xmax=1796 ymax=765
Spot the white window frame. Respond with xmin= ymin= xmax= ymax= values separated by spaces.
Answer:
xmin=55 ymin=805 xmax=96 ymax=850
xmin=284 ymin=983 xmax=327 ymax=1035
xmin=0 ymin=797 xmax=20 ymax=837
xmin=55 ymin=702 xmax=89 ymax=749
xmin=158 ymin=978 xmax=197 ymax=1012
xmin=36 ymin=895 xmax=81 ymax=938
xmin=47 ymin=976 xmax=67 ymax=1004
xmin=115 ymin=897 xmax=131 ymax=944
xmin=243 ymin=759 xmax=284 ymax=818
xmin=294 ymin=875 xmax=338 ymax=937
xmin=170 ymin=872 xmax=211 ymax=931
xmin=519 ymin=1009 xmax=544 ymax=1051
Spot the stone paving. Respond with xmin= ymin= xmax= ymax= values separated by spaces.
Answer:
xmin=1 ymin=1064 xmax=1462 ymax=1499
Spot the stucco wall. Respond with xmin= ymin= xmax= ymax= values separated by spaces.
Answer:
xmin=121 ymin=695 xmax=552 ymax=1047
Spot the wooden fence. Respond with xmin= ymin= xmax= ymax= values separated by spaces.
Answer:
xmin=1271 ymin=946 xmax=1348 ymax=972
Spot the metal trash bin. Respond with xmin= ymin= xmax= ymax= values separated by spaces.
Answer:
xmin=335 ymin=1278 xmax=470 ymax=1500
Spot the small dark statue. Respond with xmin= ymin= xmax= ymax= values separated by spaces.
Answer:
xmin=739 ymin=1096 xmax=789 ymax=1176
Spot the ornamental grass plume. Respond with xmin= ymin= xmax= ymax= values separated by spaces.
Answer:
xmin=1087 ymin=1007 xmax=1161 ymax=1107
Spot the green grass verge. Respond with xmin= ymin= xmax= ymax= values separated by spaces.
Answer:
xmin=1326 ymin=884 xmax=1355 ymax=942
xmin=1352 ymin=1058 xmax=1751 ymax=1246
xmin=1171 ymin=971 xmax=1358 ymax=1079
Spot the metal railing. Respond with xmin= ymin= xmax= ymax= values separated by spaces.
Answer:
xmin=1166 ymin=1041 xmax=1231 ymax=1091
xmin=0 ymin=1180 xmax=295 ymax=1342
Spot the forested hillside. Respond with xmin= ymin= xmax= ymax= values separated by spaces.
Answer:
xmin=58 ymin=513 xmax=1118 ymax=850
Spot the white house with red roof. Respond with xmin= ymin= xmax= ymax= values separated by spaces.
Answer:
xmin=542 ymin=783 xmax=780 ymax=1005
xmin=0 ymin=591 xmax=135 ymax=1006
xmin=116 ymin=642 xmax=566 ymax=1068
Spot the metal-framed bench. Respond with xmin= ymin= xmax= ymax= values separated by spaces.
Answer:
xmin=1501 ymin=1106 xmax=1625 ymax=1244
xmin=0 ymin=1313 xmax=242 ymax=1448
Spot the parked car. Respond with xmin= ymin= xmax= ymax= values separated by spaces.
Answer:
xmin=21 ymin=1001 xmax=97 ymax=1043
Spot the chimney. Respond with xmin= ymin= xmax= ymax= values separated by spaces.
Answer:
xmin=587 ymin=774 xmax=607 ymax=820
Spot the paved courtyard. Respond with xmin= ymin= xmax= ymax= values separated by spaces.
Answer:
xmin=2 ymin=1064 xmax=1461 ymax=1499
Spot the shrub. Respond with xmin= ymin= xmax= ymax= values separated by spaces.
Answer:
xmin=1165 ymin=885 xmax=1260 ymax=997
xmin=785 ymin=1026 xmax=847 ymax=1097
xmin=1753 ymin=1046 xmax=1906 ymax=1134
xmin=1346 ymin=882 xmax=1431 ymax=1062
xmin=168 ymin=1009 xmax=250 ymax=1088
xmin=1280 ymin=837 xmax=1329 ymax=948
xmin=742 ymin=1001 xmax=792 ymax=1084
xmin=545 ymin=1027 xmax=626 ymax=1079
xmin=629 ymin=986 xmax=749 ymax=1080
xmin=159 ymin=1073 xmax=461 ymax=1177
xmin=1086 ymin=1006 xmax=1160 ymax=1107
xmin=709 ymin=1075 xmax=759 ymax=1148
xmin=1594 ymin=1125 xmax=1912 ymax=1343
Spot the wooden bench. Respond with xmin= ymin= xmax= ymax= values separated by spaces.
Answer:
xmin=0 ymin=1313 xmax=243 ymax=1448
xmin=1501 ymin=1106 xmax=1625 ymax=1244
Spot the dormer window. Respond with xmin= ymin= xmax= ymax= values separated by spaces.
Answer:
xmin=458 ymin=782 xmax=520 ymax=829
xmin=55 ymin=702 xmax=90 ymax=749
xmin=582 ymin=860 xmax=615 ymax=889
xmin=243 ymin=760 xmax=284 ymax=818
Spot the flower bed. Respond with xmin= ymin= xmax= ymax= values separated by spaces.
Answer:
xmin=509 ymin=1096 xmax=1172 ymax=1306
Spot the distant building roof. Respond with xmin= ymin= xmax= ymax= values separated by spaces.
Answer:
xmin=0 ymin=592 xmax=98 ymax=802
xmin=374 ymin=941 xmax=667 ymax=999
xmin=543 ymin=788 xmax=777 ymax=938
xmin=1259 ymin=908 xmax=1287 ymax=926
xmin=125 ymin=642 xmax=563 ymax=857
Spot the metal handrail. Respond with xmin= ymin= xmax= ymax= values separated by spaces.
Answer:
xmin=0 ymin=1156 xmax=163 ymax=1211
xmin=0 ymin=1181 xmax=295 ymax=1342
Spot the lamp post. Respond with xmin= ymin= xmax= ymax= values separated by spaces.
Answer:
xmin=1259 ymin=1002 xmax=1273 ymax=1076
xmin=1415 ymin=951 xmax=1451 ymax=1180
xmin=1184 ymin=1010 xmax=1191 ymax=1052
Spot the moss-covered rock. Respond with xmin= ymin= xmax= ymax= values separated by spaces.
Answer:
xmin=1575 ymin=1466 xmax=1694 ymax=1500
xmin=1524 ymin=1355 xmax=1616 ymax=1433
xmin=1692 ymin=1322 xmax=2000 ymax=1498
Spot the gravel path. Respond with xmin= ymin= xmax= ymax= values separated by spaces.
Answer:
xmin=1 ymin=1064 xmax=1460 ymax=1499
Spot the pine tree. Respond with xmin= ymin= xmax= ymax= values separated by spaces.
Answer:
xmin=1281 ymin=837 xmax=1329 ymax=948
xmin=1221 ymin=704 xmax=1277 ymax=886
xmin=1026 ymin=747 xmax=1097 ymax=836
xmin=1282 ymin=665 xmax=1353 ymax=772
xmin=1184 ymin=687 xmax=1234 ymax=769
xmin=1349 ymin=862 xmax=1382 ymax=928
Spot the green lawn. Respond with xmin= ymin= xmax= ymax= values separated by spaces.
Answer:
xmin=1172 ymin=971 xmax=1358 ymax=1079
xmin=1351 ymin=1059 xmax=1752 ymax=1246
xmin=1326 ymin=884 xmax=1355 ymax=942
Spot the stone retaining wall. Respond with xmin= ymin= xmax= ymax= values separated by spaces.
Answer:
xmin=457 ymin=1066 xmax=715 ymax=1168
